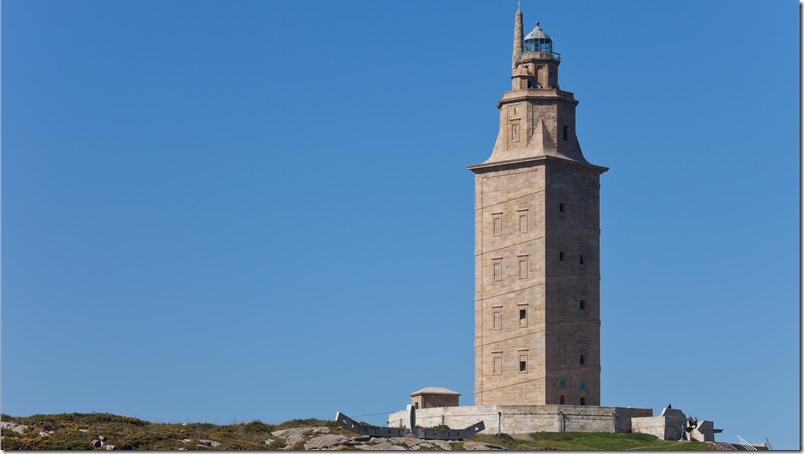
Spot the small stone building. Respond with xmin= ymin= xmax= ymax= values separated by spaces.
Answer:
xmin=410 ymin=387 xmax=460 ymax=409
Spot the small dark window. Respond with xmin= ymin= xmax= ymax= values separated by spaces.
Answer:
xmin=559 ymin=252 xmax=564 ymax=261
xmin=519 ymin=309 xmax=527 ymax=320
xmin=520 ymin=360 xmax=527 ymax=372
xmin=580 ymin=300 xmax=586 ymax=310
xmin=580 ymin=255 xmax=585 ymax=265
xmin=563 ymin=125 xmax=568 ymax=141
xmin=580 ymin=397 xmax=586 ymax=406
xmin=559 ymin=203 xmax=564 ymax=213
xmin=559 ymin=395 xmax=565 ymax=404
xmin=580 ymin=355 xmax=586 ymax=365
xmin=580 ymin=380 xmax=587 ymax=391
xmin=414 ymin=402 xmax=419 ymax=409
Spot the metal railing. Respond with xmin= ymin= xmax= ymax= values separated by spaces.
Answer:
xmin=736 ymin=435 xmax=757 ymax=450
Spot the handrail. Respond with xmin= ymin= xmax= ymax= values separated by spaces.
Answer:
xmin=736 ymin=435 xmax=757 ymax=450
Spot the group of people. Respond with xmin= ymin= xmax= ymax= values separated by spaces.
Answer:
xmin=686 ymin=416 xmax=699 ymax=431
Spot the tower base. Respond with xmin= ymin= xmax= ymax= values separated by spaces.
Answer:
xmin=387 ymin=405 xmax=652 ymax=435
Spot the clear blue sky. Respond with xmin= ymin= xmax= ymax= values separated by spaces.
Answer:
xmin=2 ymin=0 xmax=799 ymax=449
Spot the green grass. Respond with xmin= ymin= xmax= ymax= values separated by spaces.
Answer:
xmin=469 ymin=432 xmax=715 ymax=450
xmin=0 ymin=413 xmax=351 ymax=450
xmin=1 ymin=413 xmax=718 ymax=450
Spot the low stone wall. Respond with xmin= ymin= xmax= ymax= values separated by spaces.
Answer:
xmin=387 ymin=405 xmax=652 ymax=435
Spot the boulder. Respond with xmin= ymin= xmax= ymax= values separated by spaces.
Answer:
xmin=463 ymin=440 xmax=506 ymax=450
xmin=304 ymin=434 xmax=350 ymax=450
xmin=1 ymin=422 xmax=28 ymax=435
xmin=271 ymin=427 xmax=329 ymax=448
xmin=197 ymin=439 xmax=221 ymax=448
xmin=359 ymin=440 xmax=406 ymax=450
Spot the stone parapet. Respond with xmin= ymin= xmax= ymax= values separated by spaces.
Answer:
xmin=387 ymin=405 xmax=651 ymax=435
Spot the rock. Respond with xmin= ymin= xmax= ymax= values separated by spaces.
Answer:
xmin=304 ymin=434 xmax=351 ymax=450
xmin=396 ymin=437 xmax=426 ymax=448
xmin=79 ymin=429 xmax=90 ymax=433
xmin=430 ymin=440 xmax=453 ymax=450
xmin=38 ymin=430 xmax=55 ymax=436
xmin=264 ymin=439 xmax=275 ymax=445
xmin=271 ymin=427 xmax=329 ymax=448
xmin=181 ymin=439 xmax=192 ymax=443
xmin=463 ymin=441 xmax=506 ymax=450
xmin=359 ymin=440 xmax=406 ymax=450
xmin=198 ymin=439 xmax=221 ymax=448
xmin=1 ymin=421 xmax=28 ymax=434
xmin=103 ymin=444 xmax=115 ymax=450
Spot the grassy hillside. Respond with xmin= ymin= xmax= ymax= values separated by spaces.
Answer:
xmin=1 ymin=413 xmax=716 ymax=450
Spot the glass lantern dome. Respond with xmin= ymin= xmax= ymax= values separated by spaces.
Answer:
xmin=523 ymin=22 xmax=560 ymax=59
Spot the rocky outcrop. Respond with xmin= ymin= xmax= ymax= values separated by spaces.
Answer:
xmin=268 ymin=428 xmax=505 ymax=451
xmin=0 ymin=421 xmax=28 ymax=435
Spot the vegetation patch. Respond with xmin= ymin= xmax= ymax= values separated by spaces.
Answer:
xmin=468 ymin=431 xmax=714 ymax=450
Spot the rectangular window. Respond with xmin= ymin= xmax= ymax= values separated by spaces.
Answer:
xmin=580 ymin=354 xmax=586 ymax=365
xmin=493 ymin=353 xmax=503 ymax=375
xmin=519 ymin=355 xmax=527 ymax=372
xmin=559 ymin=251 xmax=565 ymax=261
xmin=511 ymin=121 xmax=521 ymax=143
xmin=559 ymin=395 xmax=565 ymax=405
xmin=519 ymin=308 xmax=527 ymax=327
xmin=580 ymin=380 xmax=587 ymax=391
xmin=580 ymin=255 xmax=585 ymax=265
xmin=517 ymin=209 xmax=528 ymax=233
xmin=493 ymin=308 xmax=502 ymax=330
xmin=580 ymin=397 xmax=586 ymax=406
xmin=492 ymin=212 xmax=502 ymax=237
xmin=559 ymin=378 xmax=567 ymax=389
xmin=492 ymin=258 xmax=503 ymax=282
xmin=518 ymin=255 xmax=528 ymax=279
xmin=580 ymin=300 xmax=586 ymax=310
xmin=563 ymin=125 xmax=568 ymax=141
xmin=559 ymin=203 xmax=564 ymax=213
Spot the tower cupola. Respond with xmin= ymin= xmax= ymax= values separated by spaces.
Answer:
xmin=523 ymin=22 xmax=553 ymax=54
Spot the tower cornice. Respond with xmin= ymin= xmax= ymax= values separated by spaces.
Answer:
xmin=496 ymin=89 xmax=578 ymax=109
xmin=467 ymin=155 xmax=608 ymax=175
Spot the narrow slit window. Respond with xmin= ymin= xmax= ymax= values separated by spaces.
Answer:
xmin=493 ymin=259 xmax=503 ymax=282
xmin=492 ymin=213 xmax=503 ymax=237
xmin=493 ymin=309 xmax=502 ymax=330
xmin=580 ymin=255 xmax=585 ymax=265
xmin=559 ymin=395 xmax=565 ymax=404
xmin=519 ymin=355 xmax=527 ymax=372
xmin=580 ymin=354 xmax=586 ymax=365
xmin=559 ymin=251 xmax=565 ymax=261
xmin=518 ymin=256 xmax=528 ymax=279
xmin=559 ymin=203 xmax=565 ymax=213
xmin=518 ymin=210 xmax=528 ymax=233
xmin=493 ymin=353 xmax=503 ymax=375
xmin=580 ymin=300 xmax=586 ymax=310
xmin=563 ymin=125 xmax=568 ymax=141
xmin=580 ymin=397 xmax=586 ymax=406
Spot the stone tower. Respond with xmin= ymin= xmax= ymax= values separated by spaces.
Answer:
xmin=468 ymin=8 xmax=607 ymax=407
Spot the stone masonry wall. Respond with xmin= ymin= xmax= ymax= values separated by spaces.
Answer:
xmin=388 ymin=405 xmax=652 ymax=435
